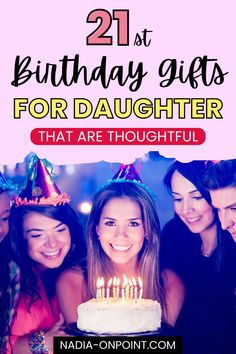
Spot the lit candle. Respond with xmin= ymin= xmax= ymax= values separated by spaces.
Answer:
xmin=106 ymin=278 xmax=112 ymax=301
xmin=129 ymin=278 xmax=133 ymax=299
xmin=132 ymin=277 xmax=137 ymax=302
xmin=101 ymin=277 xmax=105 ymax=300
xmin=96 ymin=277 xmax=101 ymax=300
xmin=138 ymin=276 xmax=143 ymax=300
xmin=113 ymin=277 xmax=117 ymax=302
xmin=122 ymin=275 xmax=128 ymax=301
xmin=116 ymin=278 xmax=120 ymax=299
xmin=125 ymin=276 xmax=130 ymax=301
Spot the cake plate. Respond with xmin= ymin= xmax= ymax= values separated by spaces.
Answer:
xmin=66 ymin=322 xmax=171 ymax=337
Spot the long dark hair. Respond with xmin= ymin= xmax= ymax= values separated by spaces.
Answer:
xmin=0 ymin=236 xmax=11 ymax=348
xmin=164 ymin=160 xmax=223 ymax=271
xmin=204 ymin=159 xmax=236 ymax=190
xmin=0 ymin=188 xmax=13 ymax=349
xmin=164 ymin=160 xmax=212 ymax=205
xmin=9 ymin=204 xmax=86 ymax=309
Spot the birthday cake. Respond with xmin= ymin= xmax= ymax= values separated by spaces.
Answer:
xmin=77 ymin=298 xmax=162 ymax=334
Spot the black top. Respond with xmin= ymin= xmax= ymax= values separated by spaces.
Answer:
xmin=160 ymin=217 xmax=236 ymax=354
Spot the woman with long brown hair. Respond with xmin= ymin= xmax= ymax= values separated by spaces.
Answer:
xmin=57 ymin=164 xmax=185 ymax=328
xmin=85 ymin=164 xmax=185 ymax=327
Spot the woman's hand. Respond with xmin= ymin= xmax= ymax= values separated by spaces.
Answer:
xmin=44 ymin=314 xmax=69 ymax=353
xmin=13 ymin=314 xmax=69 ymax=354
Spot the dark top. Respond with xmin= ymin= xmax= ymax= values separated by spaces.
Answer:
xmin=160 ymin=217 xmax=236 ymax=354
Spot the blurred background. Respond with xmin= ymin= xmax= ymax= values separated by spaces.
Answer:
xmin=0 ymin=151 xmax=175 ymax=231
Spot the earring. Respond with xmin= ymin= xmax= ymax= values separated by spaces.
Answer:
xmin=145 ymin=235 xmax=148 ymax=240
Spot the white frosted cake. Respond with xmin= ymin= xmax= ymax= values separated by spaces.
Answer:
xmin=77 ymin=298 xmax=162 ymax=334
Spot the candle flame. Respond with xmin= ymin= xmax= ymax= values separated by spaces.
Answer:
xmin=113 ymin=276 xmax=117 ymax=286
xmin=96 ymin=277 xmax=102 ymax=287
xmin=107 ymin=278 xmax=112 ymax=287
xmin=138 ymin=276 xmax=143 ymax=287
xmin=132 ymin=276 xmax=137 ymax=286
xmin=123 ymin=274 xmax=128 ymax=287
xmin=117 ymin=278 xmax=120 ymax=286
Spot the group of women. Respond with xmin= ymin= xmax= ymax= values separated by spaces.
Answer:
xmin=0 ymin=156 xmax=235 ymax=354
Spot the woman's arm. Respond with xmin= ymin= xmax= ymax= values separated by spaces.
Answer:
xmin=162 ymin=268 xmax=186 ymax=327
xmin=11 ymin=315 xmax=66 ymax=354
xmin=56 ymin=268 xmax=88 ymax=323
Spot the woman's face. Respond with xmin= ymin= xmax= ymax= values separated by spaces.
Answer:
xmin=96 ymin=197 xmax=145 ymax=270
xmin=0 ymin=192 xmax=10 ymax=242
xmin=171 ymin=171 xmax=215 ymax=234
xmin=23 ymin=212 xmax=71 ymax=270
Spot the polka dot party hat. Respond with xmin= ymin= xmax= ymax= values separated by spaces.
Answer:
xmin=14 ymin=154 xmax=70 ymax=206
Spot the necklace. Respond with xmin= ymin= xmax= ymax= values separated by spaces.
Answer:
xmin=201 ymin=245 xmax=216 ymax=257
xmin=200 ymin=228 xmax=217 ymax=258
xmin=202 ymin=252 xmax=211 ymax=257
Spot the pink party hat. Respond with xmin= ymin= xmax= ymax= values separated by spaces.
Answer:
xmin=14 ymin=155 xmax=70 ymax=207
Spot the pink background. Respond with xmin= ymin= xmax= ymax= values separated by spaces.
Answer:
xmin=0 ymin=0 xmax=235 ymax=165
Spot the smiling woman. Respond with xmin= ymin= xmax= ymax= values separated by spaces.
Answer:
xmin=96 ymin=196 xmax=145 ymax=271
xmin=160 ymin=160 xmax=236 ymax=354
xmin=86 ymin=168 xmax=163 ymax=301
xmin=23 ymin=212 xmax=71 ymax=270
xmin=84 ymin=164 xmax=185 ymax=328
xmin=56 ymin=164 xmax=185 ymax=328
xmin=7 ymin=156 xmax=86 ymax=354
xmin=170 ymin=169 xmax=216 ymax=247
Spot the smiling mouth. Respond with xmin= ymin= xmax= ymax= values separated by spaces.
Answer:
xmin=42 ymin=249 xmax=61 ymax=258
xmin=185 ymin=217 xmax=201 ymax=224
xmin=111 ymin=244 xmax=132 ymax=251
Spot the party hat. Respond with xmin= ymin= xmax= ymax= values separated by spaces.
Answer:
xmin=111 ymin=164 xmax=143 ymax=183
xmin=106 ymin=163 xmax=154 ymax=197
xmin=14 ymin=155 xmax=70 ymax=207
xmin=0 ymin=171 xmax=15 ymax=193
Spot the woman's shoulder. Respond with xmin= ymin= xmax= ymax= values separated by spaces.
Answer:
xmin=56 ymin=267 xmax=86 ymax=289
xmin=56 ymin=266 xmax=88 ymax=311
xmin=162 ymin=268 xmax=185 ymax=286
xmin=161 ymin=269 xmax=186 ymax=327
